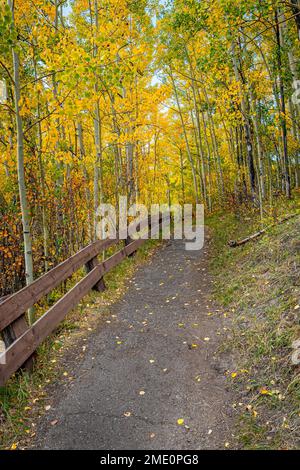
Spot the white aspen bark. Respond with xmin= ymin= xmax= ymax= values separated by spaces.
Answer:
xmin=78 ymin=122 xmax=93 ymax=240
xmin=179 ymin=148 xmax=185 ymax=203
xmin=8 ymin=0 xmax=34 ymax=320
xmin=200 ymin=110 xmax=212 ymax=212
xmin=184 ymin=48 xmax=208 ymax=206
xmin=276 ymin=9 xmax=291 ymax=198
xmin=201 ymin=82 xmax=225 ymax=198
xmin=169 ymin=67 xmax=199 ymax=204
xmin=249 ymin=89 xmax=265 ymax=201
xmin=91 ymin=0 xmax=104 ymax=240
xmin=93 ymin=100 xmax=104 ymax=237
xmin=34 ymin=61 xmax=49 ymax=273
xmin=190 ymin=75 xmax=207 ymax=205
xmin=232 ymin=41 xmax=256 ymax=199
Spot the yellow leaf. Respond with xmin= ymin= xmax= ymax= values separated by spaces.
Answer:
xmin=260 ymin=388 xmax=272 ymax=396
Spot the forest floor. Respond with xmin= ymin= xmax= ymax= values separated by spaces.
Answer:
xmin=1 ymin=199 xmax=299 ymax=450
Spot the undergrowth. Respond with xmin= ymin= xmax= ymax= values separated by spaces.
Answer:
xmin=208 ymin=195 xmax=300 ymax=450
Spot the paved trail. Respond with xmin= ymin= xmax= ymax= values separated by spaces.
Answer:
xmin=36 ymin=239 xmax=233 ymax=450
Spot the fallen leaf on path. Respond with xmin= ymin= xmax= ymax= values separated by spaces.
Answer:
xmin=260 ymin=388 xmax=272 ymax=396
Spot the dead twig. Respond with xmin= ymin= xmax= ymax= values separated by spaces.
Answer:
xmin=228 ymin=213 xmax=300 ymax=248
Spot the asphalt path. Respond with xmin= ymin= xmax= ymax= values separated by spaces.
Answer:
xmin=35 ymin=239 xmax=233 ymax=450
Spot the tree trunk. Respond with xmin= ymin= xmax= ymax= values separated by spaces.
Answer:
xmin=169 ymin=67 xmax=199 ymax=204
xmin=232 ymin=41 xmax=257 ymax=199
xmin=8 ymin=0 xmax=34 ymax=322
xmin=275 ymin=9 xmax=291 ymax=198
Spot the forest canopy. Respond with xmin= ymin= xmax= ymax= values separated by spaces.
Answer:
xmin=0 ymin=0 xmax=299 ymax=298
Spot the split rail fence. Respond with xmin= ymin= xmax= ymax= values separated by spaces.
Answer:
xmin=0 ymin=214 xmax=164 ymax=386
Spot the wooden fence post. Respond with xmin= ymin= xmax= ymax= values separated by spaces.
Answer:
xmin=85 ymin=257 xmax=106 ymax=292
xmin=0 ymin=296 xmax=34 ymax=372
xmin=0 ymin=217 xmax=160 ymax=385
xmin=125 ymin=217 xmax=146 ymax=257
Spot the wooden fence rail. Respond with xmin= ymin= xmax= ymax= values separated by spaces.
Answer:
xmin=0 ymin=214 xmax=164 ymax=387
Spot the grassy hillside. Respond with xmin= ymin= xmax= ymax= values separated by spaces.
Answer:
xmin=209 ymin=202 xmax=300 ymax=449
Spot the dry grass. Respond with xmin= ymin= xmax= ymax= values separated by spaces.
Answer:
xmin=209 ymin=204 xmax=300 ymax=450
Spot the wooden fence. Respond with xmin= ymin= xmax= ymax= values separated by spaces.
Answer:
xmin=0 ymin=214 xmax=164 ymax=387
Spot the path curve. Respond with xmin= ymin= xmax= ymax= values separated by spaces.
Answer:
xmin=36 ymin=239 xmax=233 ymax=450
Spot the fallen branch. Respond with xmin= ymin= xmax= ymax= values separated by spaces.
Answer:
xmin=228 ymin=213 xmax=300 ymax=248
